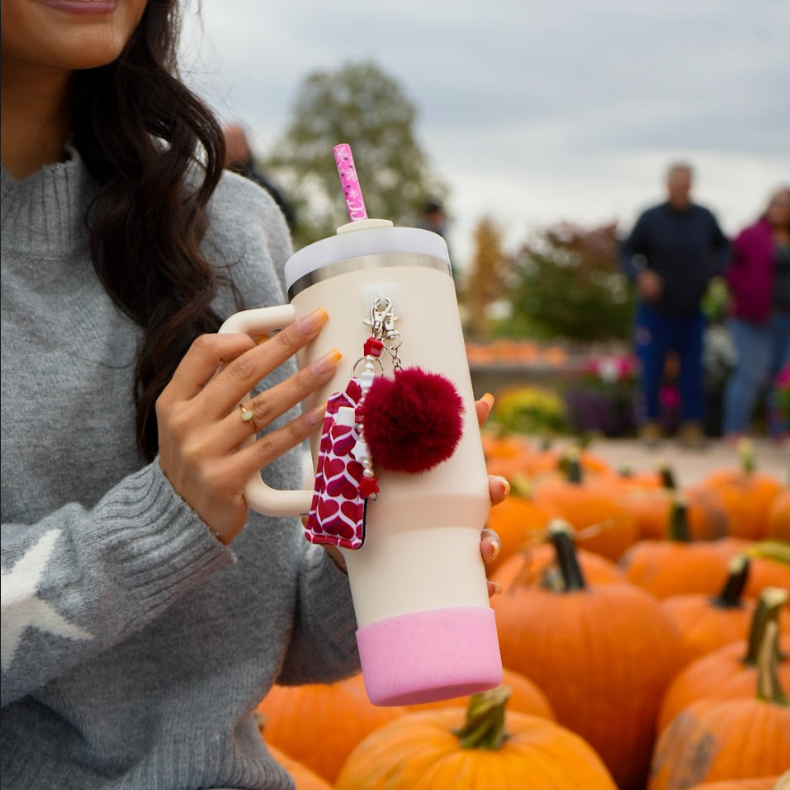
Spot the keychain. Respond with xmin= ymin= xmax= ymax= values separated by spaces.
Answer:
xmin=303 ymin=298 xmax=465 ymax=550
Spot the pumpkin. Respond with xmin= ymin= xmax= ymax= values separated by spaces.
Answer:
xmin=335 ymin=686 xmax=618 ymax=790
xmin=767 ymin=490 xmax=790 ymax=541
xmin=660 ymin=555 xmax=764 ymax=664
xmin=657 ymin=587 xmax=790 ymax=733
xmin=492 ymin=521 xmax=684 ymax=790
xmin=743 ymin=540 xmax=790 ymax=602
xmin=648 ymin=620 xmax=790 ymax=790
xmin=485 ymin=482 xmax=563 ymax=575
xmin=404 ymin=667 xmax=555 ymax=720
xmin=255 ymin=677 xmax=406 ymax=783
xmin=267 ymin=745 xmax=334 ymax=790
xmin=615 ymin=464 xmax=728 ymax=542
xmin=533 ymin=449 xmax=638 ymax=560
xmin=491 ymin=535 xmax=624 ymax=592
xmin=701 ymin=441 xmax=783 ymax=540
xmin=687 ymin=778 xmax=787 ymax=790
xmin=621 ymin=497 xmax=745 ymax=599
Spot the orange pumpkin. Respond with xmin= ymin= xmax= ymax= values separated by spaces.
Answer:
xmin=767 ymin=490 xmax=790 ymax=541
xmin=744 ymin=541 xmax=790 ymax=602
xmin=621 ymin=498 xmax=746 ymax=599
xmin=267 ymin=746 xmax=334 ymax=790
xmin=485 ymin=487 xmax=562 ymax=575
xmin=701 ymin=442 xmax=783 ymax=540
xmin=492 ymin=538 xmax=625 ymax=591
xmin=648 ymin=621 xmax=790 ymax=790
xmin=336 ymin=687 xmax=618 ymax=790
xmin=533 ymin=451 xmax=638 ymax=560
xmin=660 ymin=555 xmax=767 ymax=664
xmin=687 ymin=778 xmax=787 ymax=790
xmin=614 ymin=464 xmax=728 ymax=542
xmin=492 ymin=521 xmax=684 ymax=790
xmin=256 ymin=677 xmax=405 ymax=783
xmin=657 ymin=587 xmax=790 ymax=733
xmin=404 ymin=667 xmax=555 ymax=720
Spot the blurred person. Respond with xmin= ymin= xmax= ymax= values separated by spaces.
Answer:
xmin=723 ymin=186 xmax=790 ymax=443
xmin=419 ymin=198 xmax=460 ymax=288
xmin=0 ymin=2 xmax=507 ymax=787
xmin=620 ymin=163 xmax=730 ymax=449
xmin=223 ymin=122 xmax=297 ymax=232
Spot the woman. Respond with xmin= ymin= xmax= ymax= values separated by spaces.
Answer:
xmin=723 ymin=186 xmax=790 ymax=442
xmin=0 ymin=2 xmax=506 ymax=787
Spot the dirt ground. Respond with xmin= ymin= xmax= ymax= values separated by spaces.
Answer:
xmin=579 ymin=437 xmax=789 ymax=486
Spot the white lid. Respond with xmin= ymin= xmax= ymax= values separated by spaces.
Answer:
xmin=283 ymin=220 xmax=451 ymax=291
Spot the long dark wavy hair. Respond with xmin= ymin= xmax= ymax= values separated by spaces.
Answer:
xmin=71 ymin=0 xmax=232 ymax=462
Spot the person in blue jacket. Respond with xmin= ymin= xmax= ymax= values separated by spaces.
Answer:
xmin=620 ymin=163 xmax=729 ymax=448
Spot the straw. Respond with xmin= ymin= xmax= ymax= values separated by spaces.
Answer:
xmin=333 ymin=143 xmax=368 ymax=222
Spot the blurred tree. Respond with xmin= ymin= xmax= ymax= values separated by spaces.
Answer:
xmin=497 ymin=222 xmax=634 ymax=341
xmin=263 ymin=61 xmax=448 ymax=248
xmin=464 ymin=217 xmax=506 ymax=338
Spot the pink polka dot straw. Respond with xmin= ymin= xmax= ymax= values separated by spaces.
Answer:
xmin=333 ymin=143 xmax=368 ymax=222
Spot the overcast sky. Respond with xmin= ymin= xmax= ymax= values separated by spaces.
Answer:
xmin=180 ymin=0 xmax=789 ymax=266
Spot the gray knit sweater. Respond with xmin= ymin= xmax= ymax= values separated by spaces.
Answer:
xmin=0 ymin=151 xmax=360 ymax=790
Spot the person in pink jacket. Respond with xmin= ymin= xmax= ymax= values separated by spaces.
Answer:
xmin=723 ymin=186 xmax=790 ymax=441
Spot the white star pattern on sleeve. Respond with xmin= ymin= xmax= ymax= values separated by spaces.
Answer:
xmin=1 ymin=529 xmax=93 ymax=672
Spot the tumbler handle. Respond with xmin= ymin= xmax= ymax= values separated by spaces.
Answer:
xmin=219 ymin=306 xmax=315 ymax=517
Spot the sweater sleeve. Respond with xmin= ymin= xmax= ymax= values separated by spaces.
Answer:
xmin=277 ymin=543 xmax=361 ymax=685
xmin=0 ymin=461 xmax=234 ymax=707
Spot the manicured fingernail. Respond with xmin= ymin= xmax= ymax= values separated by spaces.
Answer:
xmin=490 ymin=581 xmax=503 ymax=595
xmin=495 ymin=476 xmax=511 ymax=497
xmin=305 ymin=402 xmax=327 ymax=426
xmin=489 ymin=539 xmax=501 ymax=561
xmin=311 ymin=348 xmax=342 ymax=375
xmin=482 ymin=392 xmax=495 ymax=409
xmin=297 ymin=308 xmax=329 ymax=335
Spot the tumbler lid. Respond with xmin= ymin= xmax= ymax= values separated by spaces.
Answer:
xmin=283 ymin=222 xmax=450 ymax=292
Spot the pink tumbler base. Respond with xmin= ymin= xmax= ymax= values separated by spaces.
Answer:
xmin=356 ymin=606 xmax=502 ymax=706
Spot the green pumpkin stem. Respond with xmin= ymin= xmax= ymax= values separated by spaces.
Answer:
xmin=657 ymin=460 xmax=677 ymax=491
xmin=564 ymin=447 xmax=583 ymax=485
xmin=454 ymin=685 xmax=511 ymax=750
xmin=745 ymin=541 xmax=790 ymax=567
xmin=714 ymin=555 xmax=750 ymax=609
xmin=667 ymin=496 xmax=692 ymax=543
xmin=745 ymin=587 xmax=788 ymax=666
xmin=738 ymin=438 xmax=756 ymax=475
xmin=756 ymin=620 xmax=788 ymax=706
xmin=548 ymin=520 xmax=587 ymax=592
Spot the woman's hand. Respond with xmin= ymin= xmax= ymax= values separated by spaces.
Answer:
xmin=157 ymin=308 xmax=337 ymax=544
xmin=476 ymin=392 xmax=508 ymax=597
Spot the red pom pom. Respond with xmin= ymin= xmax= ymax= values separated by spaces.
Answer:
xmin=359 ymin=367 xmax=464 ymax=473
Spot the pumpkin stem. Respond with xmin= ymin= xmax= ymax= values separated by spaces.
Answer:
xmin=745 ymin=587 xmax=788 ymax=666
xmin=564 ymin=447 xmax=583 ymax=485
xmin=714 ymin=555 xmax=750 ymax=609
xmin=510 ymin=474 xmax=535 ymax=500
xmin=745 ymin=540 xmax=790 ymax=567
xmin=738 ymin=438 xmax=756 ymax=475
xmin=657 ymin=460 xmax=677 ymax=491
xmin=618 ymin=464 xmax=634 ymax=479
xmin=667 ymin=496 xmax=692 ymax=543
xmin=756 ymin=620 xmax=788 ymax=706
xmin=454 ymin=685 xmax=511 ymax=750
xmin=547 ymin=519 xmax=587 ymax=592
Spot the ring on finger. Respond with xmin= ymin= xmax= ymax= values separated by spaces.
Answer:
xmin=238 ymin=403 xmax=260 ymax=433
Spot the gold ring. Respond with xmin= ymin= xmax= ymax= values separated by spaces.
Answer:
xmin=239 ymin=403 xmax=259 ymax=433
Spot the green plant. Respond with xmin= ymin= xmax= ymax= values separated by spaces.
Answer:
xmin=493 ymin=386 xmax=568 ymax=435
xmin=497 ymin=223 xmax=634 ymax=341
